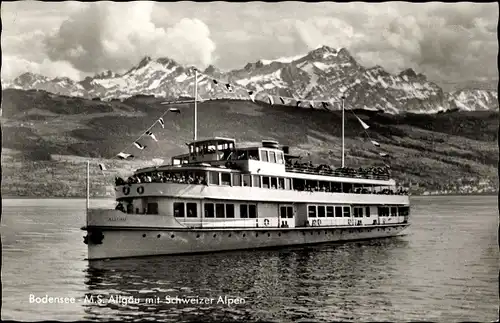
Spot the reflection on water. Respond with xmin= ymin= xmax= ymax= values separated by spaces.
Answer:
xmin=1 ymin=196 xmax=498 ymax=321
xmin=82 ymin=239 xmax=408 ymax=322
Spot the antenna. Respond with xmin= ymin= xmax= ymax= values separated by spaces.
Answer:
xmin=341 ymin=95 xmax=345 ymax=168
xmin=86 ymin=160 xmax=90 ymax=220
xmin=194 ymin=69 xmax=198 ymax=141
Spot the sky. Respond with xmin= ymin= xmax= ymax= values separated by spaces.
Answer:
xmin=1 ymin=1 xmax=498 ymax=84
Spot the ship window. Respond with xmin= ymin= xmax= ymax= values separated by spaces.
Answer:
xmin=232 ymin=174 xmax=241 ymax=186
xmin=248 ymin=150 xmax=259 ymax=160
xmin=209 ymin=172 xmax=220 ymax=185
xmin=285 ymin=178 xmax=291 ymax=190
xmin=326 ymin=206 xmax=334 ymax=217
xmin=260 ymin=150 xmax=269 ymax=162
xmin=240 ymin=204 xmax=248 ymax=218
xmin=174 ymin=202 xmax=184 ymax=217
xmin=187 ymin=203 xmax=197 ymax=217
xmin=343 ymin=183 xmax=352 ymax=193
xmin=216 ymin=203 xmax=225 ymax=218
xmin=308 ymin=205 xmax=316 ymax=217
xmin=262 ymin=177 xmax=270 ymax=188
xmin=242 ymin=174 xmax=251 ymax=186
xmin=280 ymin=206 xmax=286 ymax=218
xmin=286 ymin=206 xmax=293 ymax=218
xmin=365 ymin=207 xmax=370 ymax=217
xmin=248 ymin=204 xmax=257 ymax=218
xmin=399 ymin=206 xmax=409 ymax=217
xmin=278 ymin=178 xmax=285 ymax=189
xmin=318 ymin=206 xmax=326 ymax=217
xmin=277 ymin=152 xmax=284 ymax=164
xmin=221 ymin=173 xmax=231 ymax=186
xmin=391 ymin=207 xmax=397 ymax=217
xmin=335 ymin=206 xmax=342 ymax=217
xmin=147 ymin=203 xmax=159 ymax=215
xmin=204 ymin=203 xmax=214 ymax=218
xmin=226 ymin=204 xmax=235 ymax=218
xmin=270 ymin=177 xmax=278 ymax=189
xmin=269 ymin=151 xmax=276 ymax=163
xmin=343 ymin=206 xmax=351 ymax=217
xmin=252 ymin=175 xmax=261 ymax=188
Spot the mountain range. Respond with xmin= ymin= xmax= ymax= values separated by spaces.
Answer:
xmin=3 ymin=45 xmax=498 ymax=114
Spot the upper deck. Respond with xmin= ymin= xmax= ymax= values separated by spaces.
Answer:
xmin=133 ymin=137 xmax=394 ymax=185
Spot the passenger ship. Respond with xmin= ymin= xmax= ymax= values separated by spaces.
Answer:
xmin=82 ymin=74 xmax=410 ymax=260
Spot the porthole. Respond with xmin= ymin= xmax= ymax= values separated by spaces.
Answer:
xmin=171 ymin=234 xmax=175 ymax=238
xmin=229 ymin=234 xmax=232 ymax=237
xmin=267 ymin=233 xmax=270 ymax=237
xmin=310 ymin=232 xmax=313 ymax=236
xmin=142 ymin=234 xmax=146 ymax=238
xmin=243 ymin=233 xmax=246 ymax=237
xmin=302 ymin=231 xmax=306 ymax=235
xmin=256 ymin=233 xmax=259 ymax=237
xmin=157 ymin=234 xmax=161 ymax=238
xmin=196 ymin=234 xmax=200 ymax=238
xmin=278 ymin=233 xmax=281 ymax=237
xmin=317 ymin=232 xmax=320 ymax=235
xmin=325 ymin=231 xmax=327 ymax=235
xmin=213 ymin=234 xmax=217 ymax=238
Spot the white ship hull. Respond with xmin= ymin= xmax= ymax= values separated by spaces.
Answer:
xmin=85 ymin=224 xmax=409 ymax=260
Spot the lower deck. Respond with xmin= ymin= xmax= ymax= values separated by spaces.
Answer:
xmin=108 ymin=196 xmax=410 ymax=229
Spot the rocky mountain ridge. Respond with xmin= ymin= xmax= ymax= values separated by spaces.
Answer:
xmin=3 ymin=46 xmax=498 ymax=114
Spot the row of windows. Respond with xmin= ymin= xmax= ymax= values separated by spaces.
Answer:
xmin=204 ymin=203 xmax=257 ymax=218
xmin=260 ymin=150 xmax=284 ymax=164
xmin=207 ymin=171 xmax=391 ymax=193
xmin=174 ymin=202 xmax=257 ymax=218
xmin=308 ymin=205 xmax=351 ymax=218
xmin=353 ymin=207 xmax=371 ymax=218
xmin=378 ymin=206 xmax=399 ymax=217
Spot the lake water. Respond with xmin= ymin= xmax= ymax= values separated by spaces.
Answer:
xmin=1 ymin=196 xmax=498 ymax=322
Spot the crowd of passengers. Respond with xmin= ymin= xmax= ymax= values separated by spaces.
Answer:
xmin=115 ymin=174 xmax=408 ymax=195
xmin=298 ymin=185 xmax=408 ymax=195
xmin=115 ymin=172 xmax=207 ymax=186
xmin=286 ymin=160 xmax=390 ymax=180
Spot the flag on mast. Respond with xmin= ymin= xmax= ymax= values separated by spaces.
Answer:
xmin=133 ymin=142 xmax=146 ymax=150
xmin=268 ymin=95 xmax=274 ymax=105
xmin=146 ymin=131 xmax=158 ymax=142
xmin=248 ymin=91 xmax=256 ymax=102
xmin=279 ymin=97 xmax=285 ymax=104
xmin=371 ymin=140 xmax=380 ymax=147
xmin=98 ymin=163 xmax=107 ymax=171
xmin=117 ymin=152 xmax=134 ymax=159
xmin=158 ymin=117 xmax=165 ymax=128
xmin=356 ymin=116 xmax=370 ymax=130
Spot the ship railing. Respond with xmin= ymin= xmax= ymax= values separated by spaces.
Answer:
xmin=285 ymin=166 xmax=390 ymax=181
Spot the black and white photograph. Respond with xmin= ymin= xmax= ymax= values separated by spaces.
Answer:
xmin=1 ymin=1 xmax=498 ymax=321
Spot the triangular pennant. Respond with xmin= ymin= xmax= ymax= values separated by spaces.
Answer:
xmin=248 ymin=91 xmax=256 ymax=102
xmin=117 ymin=152 xmax=134 ymax=160
xmin=279 ymin=97 xmax=285 ymax=105
xmin=169 ymin=108 xmax=181 ymax=114
xmin=268 ymin=95 xmax=274 ymax=105
xmin=322 ymin=102 xmax=329 ymax=110
xmin=370 ymin=140 xmax=380 ymax=147
xmin=158 ymin=117 xmax=165 ymax=129
xmin=225 ymin=83 xmax=233 ymax=92
xmin=379 ymin=152 xmax=388 ymax=157
xmin=296 ymin=100 xmax=302 ymax=107
xmin=309 ymin=101 xmax=314 ymax=109
xmin=134 ymin=142 xmax=146 ymax=150
xmin=146 ymin=131 xmax=158 ymax=142
xmin=213 ymin=79 xmax=218 ymax=85
xmin=356 ymin=116 xmax=370 ymax=130
xmin=98 ymin=163 xmax=107 ymax=171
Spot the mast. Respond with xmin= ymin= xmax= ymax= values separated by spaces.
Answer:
xmin=86 ymin=160 xmax=90 ymax=214
xmin=194 ymin=69 xmax=198 ymax=141
xmin=341 ymin=96 xmax=345 ymax=168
